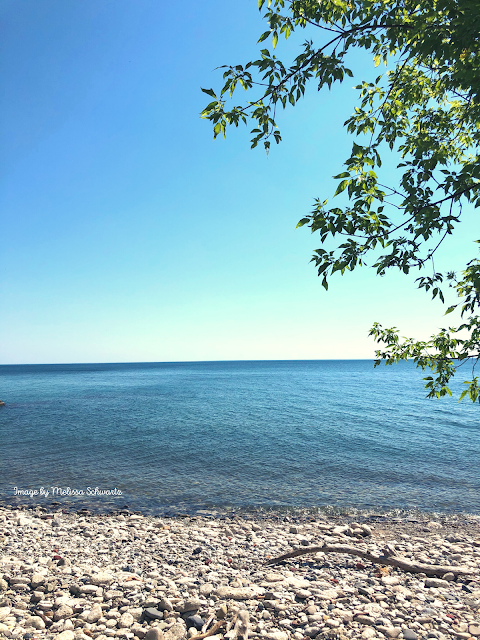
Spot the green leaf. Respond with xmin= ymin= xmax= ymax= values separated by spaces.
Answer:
xmin=296 ymin=218 xmax=310 ymax=228
xmin=201 ymin=88 xmax=216 ymax=98
xmin=334 ymin=180 xmax=348 ymax=197
xmin=272 ymin=31 xmax=278 ymax=49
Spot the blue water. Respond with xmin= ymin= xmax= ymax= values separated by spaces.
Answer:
xmin=0 ymin=360 xmax=478 ymax=514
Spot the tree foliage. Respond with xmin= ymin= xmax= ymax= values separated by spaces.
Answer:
xmin=201 ymin=0 xmax=480 ymax=401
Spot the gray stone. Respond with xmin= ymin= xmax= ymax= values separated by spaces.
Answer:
xmin=215 ymin=586 xmax=261 ymax=600
xmin=145 ymin=608 xmax=164 ymax=620
xmin=56 ymin=632 xmax=75 ymax=640
xmin=158 ymin=597 xmax=174 ymax=612
xmin=304 ymin=625 xmax=321 ymax=637
xmin=424 ymin=578 xmax=448 ymax=588
xmin=129 ymin=607 xmax=143 ymax=622
xmin=175 ymin=598 xmax=204 ymax=613
xmin=355 ymin=615 xmax=375 ymax=625
xmin=262 ymin=632 xmax=289 ymax=640
xmin=145 ymin=630 xmax=165 ymax=640
xmin=90 ymin=572 xmax=114 ymax=586
xmin=186 ymin=615 xmax=204 ymax=631
xmin=86 ymin=603 xmax=103 ymax=623
xmin=25 ymin=615 xmax=46 ymax=630
xmin=442 ymin=572 xmax=455 ymax=581
xmin=30 ymin=572 xmax=46 ymax=589
xmin=164 ymin=622 xmax=187 ymax=640
xmin=54 ymin=604 xmax=73 ymax=620
xmin=80 ymin=584 xmax=100 ymax=595
xmin=119 ymin=612 xmax=134 ymax=627
xmin=402 ymin=630 xmax=418 ymax=640
xmin=199 ymin=583 xmax=213 ymax=597
xmin=376 ymin=627 xmax=402 ymax=638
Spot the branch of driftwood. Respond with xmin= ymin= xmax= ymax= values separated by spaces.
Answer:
xmin=195 ymin=620 xmax=227 ymax=640
xmin=265 ymin=544 xmax=476 ymax=577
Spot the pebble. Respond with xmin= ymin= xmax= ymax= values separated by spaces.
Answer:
xmin=165 ymin=623 xmax=187 ymax=640
xmin=425 ymin=578 xmax=449 ymax=588
xmin=185 ymin=615 xmax=204 ymax=630
xmin=144 ymin=630 xmax=164 ymax=640
xmin=0 ymin=505 xmax=478 ymax=640
xmin=144 ymin=608 xmax=164 ymax=620
xmin=158 ymin=597 xmax=174 ymax=612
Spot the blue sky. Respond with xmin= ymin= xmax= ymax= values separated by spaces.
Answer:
xmin=1 ymin=0 xmax=476 ymax=364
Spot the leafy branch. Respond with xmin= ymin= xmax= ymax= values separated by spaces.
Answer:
xmin=202 ymin=0 xmax=480 ymax=402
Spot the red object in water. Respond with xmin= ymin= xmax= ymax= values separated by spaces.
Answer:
xmin=227 ymin=558 xmax=232 ymax=563
xmin=53 ymin=555 xmax=62 ymax=561
xmin=331 ymin=578 xmax=339 ymax=584
xmin=356 ymin=563 xmax=366 ymax=569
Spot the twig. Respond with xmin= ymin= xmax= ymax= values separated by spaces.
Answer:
xmin=194 ymin=620 xmax=227 ymax=640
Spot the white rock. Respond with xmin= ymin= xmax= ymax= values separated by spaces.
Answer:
xmin=119 ymin=612 xmax=134 ymax=628
xmin=164 ymin=622 xmax=187 ymax=640
xmin=90 ymin=572 xmax=114 ymax=586
xmin=199 ymin=583 xmax=214 ymax=596
xmin=215 ymin=586 xmax=262 ymax=600
xmin=86 ymin=603 xmax=103 ymax=623
xmin=25 ymin=615 xmax=46 ymax=630
xmin=0 ymin=607 xmax=10 ymax=622
xmin=55 ymin=604 xmax=74 ymax=620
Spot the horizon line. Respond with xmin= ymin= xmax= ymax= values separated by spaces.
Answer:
xmin=0 ymin=358 xmax=396 ymax=366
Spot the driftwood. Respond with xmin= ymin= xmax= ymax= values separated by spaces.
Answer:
xmin=265 ymin=544 xmax=476 ymax=577
xmin=201 ymin=615 xmax=215 ymax=634
xmin=194 ymin=620 xmax=227 ymax=640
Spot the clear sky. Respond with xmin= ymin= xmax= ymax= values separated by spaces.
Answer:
xmin=1 ymin=0 xmax=477 ymax=364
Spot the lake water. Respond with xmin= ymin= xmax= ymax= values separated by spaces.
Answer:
xmin=0 ymin=360 xmax=478 ymax=515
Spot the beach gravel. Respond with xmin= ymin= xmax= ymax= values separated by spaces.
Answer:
xmin=0 ymin=506 xmax=479 ymax=640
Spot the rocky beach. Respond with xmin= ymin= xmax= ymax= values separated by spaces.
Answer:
xmin=0 ymin=506 xmax=479 ymax=640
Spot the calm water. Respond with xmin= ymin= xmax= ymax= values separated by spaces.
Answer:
xmin=0 ymin=360 xmax=478 ymax=514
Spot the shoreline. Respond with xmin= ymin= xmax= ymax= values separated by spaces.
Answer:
xmin=0 ymin=505 xmax=479 ymax=640
xmin=2 ymin=495 xmax=480 ymax=521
